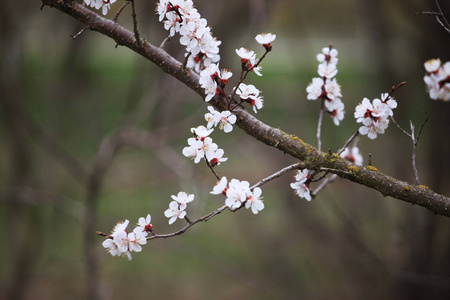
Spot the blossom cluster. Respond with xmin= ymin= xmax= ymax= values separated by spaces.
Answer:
xmin=156 ymin=0 xmax=221 ymax=72
xmin=235 ymin=47 xmax=263 ymax=76
xmin=424 ymin=59 xmax=450 ymax=102
xmin=84 ymin=0 xmax=117 ymax=15
xmin=354 ymin=93 xmax=397 ymax=140
xmin=205 ymin=106 xmax=237 ymax=133
xmin=306 ymin=46 xmax=345 ymax=125
xmin=290 ymin=169 xmax=311 ymax=201
xmin=211 ymin=177 xmax=264 ymax=214
xmin=235 ymin=83 xmax=264 ymax=113
xmin=199 ymin=63 xmax=233 ymax=102
xmin=182 ymin=125 xmax=227 ymax=166
xmin=164 ymin=192 xmax=194 ymax=224
xmin=102 ymin=215 xmax=153 ymax=260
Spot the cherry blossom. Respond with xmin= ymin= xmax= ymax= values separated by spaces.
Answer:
xmin=156 ymin=0 xmax=221 ymax=72
xmin=317 ymin=47 xmax=338 ymax=65
xmin=306 ymin=45 xmax=345 ymax=125
xmin=328 ymin=98 xmax=345 ymax=126
xmin=171 ymin=191 xmax=195 ymax=205
xmin=219 ymin=69 xmax=233 ymax=85
xmin=290 ymin=181 xmax=312 ymax=201
xmin=102 ymin=218 xmax=149 ymax=261
xmin=182 ymin=137 xmax=204 ymax=163
xmin=102 ymin=239 xmax=121 ymax=257
xmin=206 ymin=148 xmax=228 ymax=167
xmin=291 ymin=169 xmax=311 ymax=201
xmin=255 ymin=33 xmax=276 ymax=50
xmin=127 ymin=229 xmax=148 ymax=253
xmin=84 ymin=0 xmax=117 ymax=16
xmin=191 ymin=125 xmax=213 ymax=140
xmin=235 ymin=47 xmax=255 ymax=64
xmin=248 ymin=55 xmax=263 ymax=76
xmin=424 ymin=58 xmax=441 ymax=73
xmin=318 ymin=63 xmax=338 ymax=79
xmin=424 ymin=59 xmax=450 ymax=101
xmin=182 ymin=136 xmax=217 ymax=163
xmin=245 ymin=187 xmax=264 ymax=214
xmin=354 ymin=95 xmax=395 ymax=140
xmin=235 ymin=83 xmax=260 ymax=100
xmin=136 ymin=214 xmax=153 ymax=233
xmin=164 ymin=201 xmax=187 ymax=224
xmin=225 ymin=179 xmax=251 ymax=210
xmin=306 ymin=77 xmax=325 ymax=100
xmin=111 ymin=219 xmax=130 ymax=237
xmin=210 ymin=177 xmax=228 ymax=195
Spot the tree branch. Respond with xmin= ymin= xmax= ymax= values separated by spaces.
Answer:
xmin=41 ymin=0 xmax=450 ymax=217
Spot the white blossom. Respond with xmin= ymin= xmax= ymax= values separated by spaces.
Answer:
xmin=210 ymin=177 xmax=228 ymax=195
xmin=171 ymin=191 xmax=195 ymax=205
xmin=225 ymin=179 xmax=251 ymax=210
xmin=136 ymin=214 xmax=153 ymax=233
xmin=156 ymin=0 xmax=221 ymax=72
xmin=317 ymin=47 xmax=338 ymax=65
xmin=306 ymin=77 xmax=324 ymax=100
xmin=128 ymin=229 xmax=148 ymax=253
xmin=164 ymin=201 xmax=187 ymax=224
xmin=235 ymin=47 xmax=255 ymax=63
xmin=84 ymin=0 xmax=117 ymax=15
xmin=245 ymin=187 xmax=264 ymax=214
xmin=191 ymin=125 xmax=213 ymax=139
xmin=318 ymin=63 xmax=338 ymax=79
xmin=424 ymin=59 xmax=450 ymax=101
xmin=291 ymin=169 xmax=311 ymax=201
xmin=354 ymin=96 xmax=394 ymax=140
xmin=255 ymin=33 xmax=276 ymax=46
xmin=206 ymin=148 xmax=228 ymax=167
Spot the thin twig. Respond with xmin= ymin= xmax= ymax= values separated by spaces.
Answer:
xmin=434 ymin=0 xmax=450 ymax=32
xmin=113 ymin=0 xmax=131 ymax=22
xmin=391 ymin=115 xmax=426 ymax=185
xmin=317 ymin=99 xmax=325 ymax=151
xmin=312 ymin=174 xmax=337 ymax=197
xmin=338 ymin=130 xmax=359 ymax=155
xmin=250 ymin=162 xmax=304 ymax=190
xmin=147 ymin=205 xmax=229 ymax=240
xmin=409 ymin=121 xmax=420 ymax=185
xmin=416 ymin=0 xmax=450 ymax=34
xmin=182 ymin=51 xmax=191 ymax=69
xmin=204 ymin=155 xmax=220 ymax=180
xmin=159 ymin=36 xmax=171 ymax=48
xmin=71 ymin=25 xmax=90 ymax=39
xmin=130 ymin=0 xmax=141 ymax=48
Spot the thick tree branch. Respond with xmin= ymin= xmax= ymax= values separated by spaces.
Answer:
xmin=41 ymin=0 xmax=450 ymax=217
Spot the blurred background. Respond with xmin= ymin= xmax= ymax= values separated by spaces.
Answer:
xmin=1 ymin=0 xmax=450 ymax=299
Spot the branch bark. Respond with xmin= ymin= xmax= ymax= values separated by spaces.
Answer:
xmin=41 ymin=0 xmax=450 ymax=217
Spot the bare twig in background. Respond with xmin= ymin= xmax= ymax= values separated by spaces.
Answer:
xmin=390 ymin=114 xmax=428 ymax=185
xmin=416 ymin=0 xmax=450 ymax=35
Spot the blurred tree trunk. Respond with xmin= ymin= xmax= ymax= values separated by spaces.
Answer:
xmin=0 ymin=3 xmax=41 ymax=299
